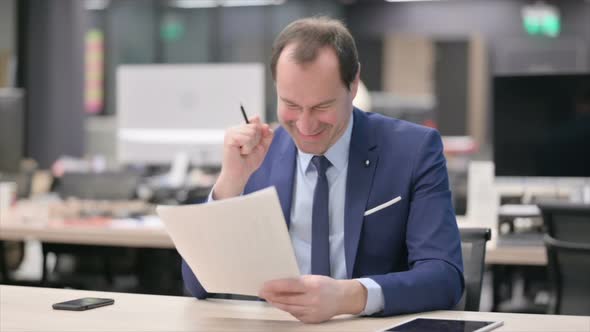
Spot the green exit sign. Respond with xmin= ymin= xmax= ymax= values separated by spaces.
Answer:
xmin=522 ymin=3 xmax=561 ymax=37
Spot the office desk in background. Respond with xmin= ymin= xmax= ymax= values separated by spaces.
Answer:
xmin=0 ymin=216 xmax=172 ymax=248
xmin=456 ymin=216 xmax=547 ymax=266
xmin=1 ymin=285 xmax=589 ymax=332
xmin=0 ymin=209 xmax=179 ymax=292
xmin=0 ymin=208 xmax=553 ymax=312
xmin=457 ymin=216 xmax=549 ymax=313
xmin=1 ymin=210 xmax=547 ymax=265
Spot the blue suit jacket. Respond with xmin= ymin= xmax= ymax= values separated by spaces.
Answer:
xmin=182 ymin=108 xmax=464 ymax=316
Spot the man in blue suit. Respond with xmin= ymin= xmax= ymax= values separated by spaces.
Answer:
xmin=182 ymin=17 xmax=463 ymax=323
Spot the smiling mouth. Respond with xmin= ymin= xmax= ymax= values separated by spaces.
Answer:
xmin=297 ymin=128 xmax=324 ymax=140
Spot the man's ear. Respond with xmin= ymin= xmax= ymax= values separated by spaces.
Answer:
xmin=350 ymin=63 xmax=361 ymax=99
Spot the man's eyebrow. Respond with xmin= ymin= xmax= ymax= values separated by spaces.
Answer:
xmin=313 ymin=99 xmax=336 ymax=107
xmin=280 ymin=97 xmax=336 ymax=107
xmin=280 ymin=97 xmax=299 ymax=105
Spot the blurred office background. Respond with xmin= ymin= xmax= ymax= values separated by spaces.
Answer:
xmin=1 ymin=0 xmax=589 ymax=316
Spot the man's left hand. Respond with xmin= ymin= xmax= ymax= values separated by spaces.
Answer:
xmin=258 ymin=275 xmax=367 ymax=324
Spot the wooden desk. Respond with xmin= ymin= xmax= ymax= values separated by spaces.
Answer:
xmin=1 ymin=285 xmax=588 ymax=332
xmin=457 ymin=216 xmax=547 ymax=266
xmin=485 ymin=243 xmax=547 ymax=266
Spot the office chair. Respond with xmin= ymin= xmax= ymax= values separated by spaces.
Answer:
xmin=456 ymin=227 xmax=491 ymax=311
xmin=544 ymin=235 xmax=590 ymax=315
xmin=539 ymin=201 xmax=590 ymax=242
xmin=539 ymin=202 xmax=590 ymax=315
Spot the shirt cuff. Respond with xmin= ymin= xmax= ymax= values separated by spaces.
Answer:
xmin=208 ymin=189 xmax=242 ymax=202
xmin=356 ymin=278 xmax=385 ymax=315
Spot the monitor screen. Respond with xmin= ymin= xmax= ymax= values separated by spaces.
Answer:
xmin=116 ymin=64 xmax=265 ymax=167
xmin=493 ymin=73 xmax=590 ymax=177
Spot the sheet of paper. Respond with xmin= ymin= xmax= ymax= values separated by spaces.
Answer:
xmin=157 ymin=187 xmax=300 ymax=296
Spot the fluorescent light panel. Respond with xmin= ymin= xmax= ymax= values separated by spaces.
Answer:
xmin=172 ymin=0 xmax=218 ymax=8
xmin=385 ymin=0 xmax=441 ymax=2
xmin=171 ymin=0 xmax=285 ymax=8
xmin=222 ymin=0 xmax=285 ymax=7
xmin=85 ymin=0 xmax=110 ymax=10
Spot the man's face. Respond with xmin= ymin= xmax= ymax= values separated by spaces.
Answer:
xmin=276 ymin=44 xmax=359 ymax=155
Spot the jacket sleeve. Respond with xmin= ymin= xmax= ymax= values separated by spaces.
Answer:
xmin=181 ymin=190 xmax=215 ymax=299
xmin=182 ymin=259 xmax=209 ymax=299
xmin=369 ymin=129 xmax=464 ymax=316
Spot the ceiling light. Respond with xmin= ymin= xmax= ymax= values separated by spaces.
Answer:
xmin=171 ymin=0 xmax=217 ymax=8
xmin=171 ymin=0 xmax=285 ymax=8
xmin=385 ymin=0 xmax=441 ymax=2
xmin=221 ymin=0 xmax=285 ymax=7
xmin=85 ymin=0 xmax=110 ymax=10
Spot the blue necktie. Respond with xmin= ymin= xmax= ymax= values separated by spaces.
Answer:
xmin=311 ymin=155 xmax=331 ymax=276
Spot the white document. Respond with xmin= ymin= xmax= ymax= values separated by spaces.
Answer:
xmin=156 ymin=187 xmax=300 ymax=296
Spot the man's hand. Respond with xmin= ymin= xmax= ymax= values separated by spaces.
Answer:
xmin=259 ymin=275 xmax=368 ymax=324
xmin=213 ymin=116 xmax=273 ymax=199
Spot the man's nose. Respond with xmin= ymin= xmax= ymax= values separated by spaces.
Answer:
xmin=296 ymin=110 xmax=317 ymax=135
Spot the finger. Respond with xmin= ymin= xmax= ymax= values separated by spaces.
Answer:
xmin=249 ymin=115 xmax=261 ymax=124
xmin=226 ymin=132 xmax=252 ymax=145
xmin=228 ymin=128 xmax=262 ymax=153
xmin=227 ymin=133 xmax=257 ymax=150
xmin=261 ymin=278 xmax=306 ymax=296
xmin=261 ymin=123 xmax=272 ymax=136
xmin=240 ymin=142 xmax=257 ymax=155
xmin=265 ymin=292 xmax=310 ymax=306
xmin=234 ymin=124 xmax=261 ymax=142
xmin=252 ymin=144 xmax=268 ymax=159
xmin=269 ymin=301 xmax=307 ymax=317
xmin=259 ymin=129 xmax=274 ymax=152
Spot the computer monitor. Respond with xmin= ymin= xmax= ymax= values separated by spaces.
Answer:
xmin=493 ymin=73 xmax=590 ymax=178
xmin=116 ymin=64 xmax=265 ymax=167
xmin=0 ymin=88 xmax=24 ymax=173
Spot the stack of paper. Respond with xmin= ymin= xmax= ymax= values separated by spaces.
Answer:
xmin=157 ymin=187 xmax=300 ymax=296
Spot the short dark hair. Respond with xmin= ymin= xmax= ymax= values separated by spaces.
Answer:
xmin=270 ymin=16 xmax=359 ymax=90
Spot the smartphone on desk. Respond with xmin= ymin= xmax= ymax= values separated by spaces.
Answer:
xmin=52 ymin=297 xmax=114 ymax=311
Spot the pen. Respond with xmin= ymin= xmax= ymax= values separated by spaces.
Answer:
xmin=240 ymin=103 xmax=250 ymax=124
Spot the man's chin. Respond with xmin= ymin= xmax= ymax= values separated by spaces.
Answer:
xmin=295 ymin=141 xmax=327 ymax=155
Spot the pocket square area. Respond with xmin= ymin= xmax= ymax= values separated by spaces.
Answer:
xmin=364 ymin=196 xmax=402 ymax=217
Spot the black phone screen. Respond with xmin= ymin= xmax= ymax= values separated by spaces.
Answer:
xmin=385 ymin=318 xmax=501 ymax=332
xmin=52 ymin=297 xmax=114 ymax=311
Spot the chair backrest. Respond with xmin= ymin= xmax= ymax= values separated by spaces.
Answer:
xmin=539 ymin=202 xmax=590 ymax=242
xmin=457 ymin=227 xmax=491 ymax=311
xmin=544 ymin=235 xmax=590 ymax=315
xmin=56 ymin=172 xmax=140 ymax=200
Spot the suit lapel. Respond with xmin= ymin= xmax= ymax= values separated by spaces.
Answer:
xmin=345 ymin=109 xmax=378 ymax=278
xmin=269 ymin=131 xmax=297 ymax=228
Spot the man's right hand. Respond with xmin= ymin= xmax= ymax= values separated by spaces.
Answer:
xmin=212 ymin=116 xmax=274 ymax=200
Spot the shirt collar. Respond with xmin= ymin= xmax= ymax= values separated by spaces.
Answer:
xmin=298 ymin=113 xmax=354 ymax=173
